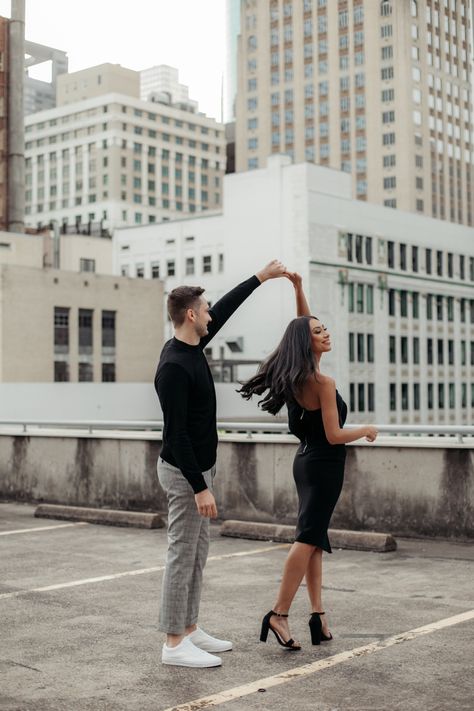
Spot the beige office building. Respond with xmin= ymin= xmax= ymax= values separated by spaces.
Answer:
xmin=236 ymin=0 xmax=474 ymax=226
xmin=0 ymin=230 xmax=163 ymax=383
xmin=25 ymin=64 xmax=225 ymax=232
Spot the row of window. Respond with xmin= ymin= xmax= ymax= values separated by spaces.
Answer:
xmin=348 ymin=382 xmax=374 ymax=413
xmin=122 ymin=253 xmax=225 ymax=280
xmin=27 ymin=104 xmax=220 ymax=134
xmin=388 ymin=290 xmax=474 ymax=323
xmin=54 ymin=361 xmax=115 ymax=383
xmin=387 ymin=243 xmax=474 ymax=279
xmin=389 ymin=336 xmax=474 ymax=366
xmin=27 ymin=150 xmax=219 ymax=170
xmin=389 ymin=382 xmax=474 ymax=411
xmin=347 ymin=234 xmax=474 ymax=281
xmin=26 ymin=134 xmax=221 ymax=154
xmin=54 ymin=307 xmax=115 ymax=353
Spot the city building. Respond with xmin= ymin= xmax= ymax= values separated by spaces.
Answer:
xmin=0 ymin=232 xmax=163 ymax=382
xmin=224 ymin=0 xmax=241 ymax=122
xmin=0 ymin=15 xmax=9 ymax=231
xmin=0 ymin=228 xmax=113 ymax=273
xmin=24 ymin=41 xmax=68 ymax=115
xmin=140 ymin=65 xmax=198 ymax=112
xmin=235 ymin=0 xmax=474 ymax=226
xmin=114 ymin=154 xmax=474 ymax=425
xmin=24 ymin=63 xmax=225 ymax=232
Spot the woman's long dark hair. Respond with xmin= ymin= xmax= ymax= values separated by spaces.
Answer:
xmin=238 ymin=316 xmax=318 ymax=416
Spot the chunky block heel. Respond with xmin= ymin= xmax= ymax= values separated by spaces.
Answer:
xmin=309 ymin=612 xmax=332 ymax=645
xmin=260 ymin=610 xmax=301 ymax=650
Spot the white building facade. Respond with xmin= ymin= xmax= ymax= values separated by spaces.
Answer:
xmin=24 ymin=69 xmax=225 ymax=233
xmin=114 ymin=155 xmax=474 ymax=425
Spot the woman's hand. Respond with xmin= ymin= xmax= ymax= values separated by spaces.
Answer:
xmin=285 ymin=271 xmax=303 ymax=290
xmin=364 ymin=426 xmax=378 ymax=442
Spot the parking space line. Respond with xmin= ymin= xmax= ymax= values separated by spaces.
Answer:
xmin=162 ymin=608 xmax=474 ymax=711
xmin=0 ymin=522 xmax=88 ymax=536
xmin=0 ymin=543 xmax=289 ymax=601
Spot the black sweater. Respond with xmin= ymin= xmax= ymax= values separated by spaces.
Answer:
xmin=154 ymin=275 xmax=261 ymax=493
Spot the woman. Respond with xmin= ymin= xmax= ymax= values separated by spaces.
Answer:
xmin=239 ymin=273 xmax=378 ymax=650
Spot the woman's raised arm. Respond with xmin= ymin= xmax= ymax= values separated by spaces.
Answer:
xmin=285 ymin=272 xmax=311 ymax=317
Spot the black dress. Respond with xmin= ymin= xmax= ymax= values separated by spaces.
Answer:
xmin=287 ymin=390 xmax=348 ymax=553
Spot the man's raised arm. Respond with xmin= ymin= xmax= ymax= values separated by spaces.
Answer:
xmin=200 ymin=259 xmax=286 ymax=348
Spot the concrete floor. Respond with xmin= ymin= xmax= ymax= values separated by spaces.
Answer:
xmin=1 ymin=501 xmax=473 ymax=711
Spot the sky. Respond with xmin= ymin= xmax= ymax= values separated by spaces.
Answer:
xmin=0 ymin=0 xmax=226 ymax=119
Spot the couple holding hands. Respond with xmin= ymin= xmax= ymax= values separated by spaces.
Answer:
xmin=154 ymin=260 xmax=377 ymax=668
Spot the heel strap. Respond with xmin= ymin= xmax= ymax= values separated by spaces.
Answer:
xmin=311 ymin=611 xmax=325 ymax=615
xmin=271 ymin=610 xmax=289 ymax=617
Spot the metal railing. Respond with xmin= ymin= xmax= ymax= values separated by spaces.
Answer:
xmin=0 ymin=419 xmax=473 ymax=443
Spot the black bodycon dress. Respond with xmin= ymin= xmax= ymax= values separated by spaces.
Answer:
xmin=287 ymin=390 xmax=348 ymax=553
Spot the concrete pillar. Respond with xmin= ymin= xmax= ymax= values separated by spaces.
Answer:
xmin=7 ymin=0 xmax=25 ymax=233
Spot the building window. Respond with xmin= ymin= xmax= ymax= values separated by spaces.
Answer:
xmin=387 ymin=241 xmax=395 ymax=268
xmin=358 ymin=384 xmax=365 ymax=412
xmin=102 ymin=363 xmax=116 ymax=382
xmin=401 ymin=383 xmax=409 ymax=411
xmin=413 ymin=337 xmax=420 ymax=364
xmin=54 ymin=307 xmax=69 ymax=353
xmin=367 ymin=334 xmax=374 ymax=363
xmin=390 ymin=383 xmax=396 ymax=411
xmin=388 ymin=289 xmax=395 ymax=316
xmin=78 ymin=309 xmax=93 ymax=355
xmin=167 ymin=260 xmax=175 ymax=276
xmin=203 ymin=255 xmax=212 ymax=273
xmin=425 ymin=249 xmax=432 ymax=274
xmin=413 ymin=383 xmax=420 ymax=410
xmin=78 ymin=362 xmax=93 ymax=382
xmin=54 ymin=361 xmax=69 ymax=382
xmin=412 ymin=246 xmax=418 ymax=272
xmin=151 ymin=262 xmax=160 ymax=279
xmin=412 ymin=292 xmax=419 ymax=319
xmin=185 ymin=257 xmax=195 ymax=276
xmin=401 ymin=336 xmax=408 ymax=364
xmin=349 ymin=333 xmax=355 ymax=362
xmin=427 ymin=338 xmax=433 ymax=365
xmin=389 ymin=335 xmax=396 ymax=363
xmin=102 ymin=311 xmax=116 ymax=350
xmin=136 ymin=264 xmax=145 ymax=278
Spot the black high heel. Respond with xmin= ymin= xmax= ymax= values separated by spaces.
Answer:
xmin=260 ymin=610 xmax=301 ymax=651
xmin=309 ymin=611 xmax=333 ymax=645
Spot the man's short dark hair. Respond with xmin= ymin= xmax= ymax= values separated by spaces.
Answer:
xmin=167 ymin=286 xmax=205 ymax=326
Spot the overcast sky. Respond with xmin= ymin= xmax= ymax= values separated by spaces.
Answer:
xmin=0 ymin=0 xmax=226 ymax=119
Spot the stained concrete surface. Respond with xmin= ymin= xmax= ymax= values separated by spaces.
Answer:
xmin=1 ymin=502 xmax=473 ymax=711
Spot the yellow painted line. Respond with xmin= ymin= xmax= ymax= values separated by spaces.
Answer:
xmin=162 ymin=608 xmax=474 ymax=711
xmin=0 ymin=522 xmax=88 ymax=536
xmin=0 ymin=543 xmax=289 ymax=601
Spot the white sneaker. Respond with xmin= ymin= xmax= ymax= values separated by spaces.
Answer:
xmin=187 ymin=626 xmax=233 ymax=653
xmin=162 ymin=637 xmax=222 ymax=668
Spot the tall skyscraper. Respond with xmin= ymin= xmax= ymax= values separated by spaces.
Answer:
xmin=236 ymin=0 xmax=474 ymax=226
xmin=224 ymin=0 xmax=241 ymax=122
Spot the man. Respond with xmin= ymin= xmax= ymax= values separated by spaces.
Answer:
xmin=155 ymin=260 xmax=286 ymax=667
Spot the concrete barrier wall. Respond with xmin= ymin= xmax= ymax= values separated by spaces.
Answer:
xmin=0 ymin=433 xmax=473 ymax=539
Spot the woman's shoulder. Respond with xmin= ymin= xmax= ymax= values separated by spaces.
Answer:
xmin=316 ymin=373 xmax=336 ymax=389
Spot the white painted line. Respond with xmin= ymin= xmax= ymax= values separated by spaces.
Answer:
xmin=0 ymin=543 xmax=289 ymax=601
xmin=0 ymin=522 xmax=88 ymax=536
xmin=161 ymin=608 xmax=474 ymax=711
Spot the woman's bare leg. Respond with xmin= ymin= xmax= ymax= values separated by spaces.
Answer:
xmin=269 ymin=541 xmax=316 ymax=643
xmin=305 ymin=547 xmax=331 ymax=636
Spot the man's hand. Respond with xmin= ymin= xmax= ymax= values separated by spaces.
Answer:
xmin=256 ymin=259 xmax=287 ymax=283
xmin=195 ymin=489 xmax=218 ymax=518
xmin=284 ymin=271 xmax=303 ymax=290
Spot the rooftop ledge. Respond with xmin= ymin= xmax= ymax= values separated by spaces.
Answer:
xmin=0 ymin=422 xmax=473 ymax=449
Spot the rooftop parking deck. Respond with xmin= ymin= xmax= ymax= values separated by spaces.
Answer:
xmin=1 ymin=502 xmax=473 ymax=711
